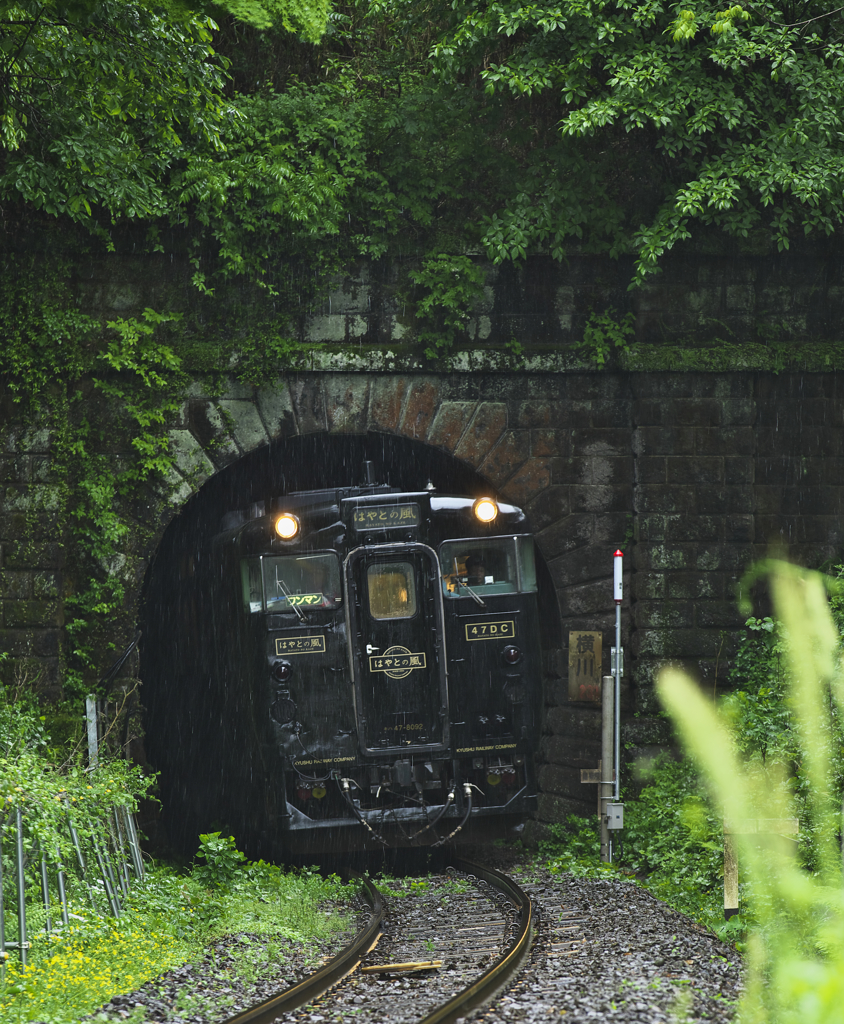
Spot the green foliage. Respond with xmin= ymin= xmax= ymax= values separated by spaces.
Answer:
xmin=0 ymin=848 xmax=355 ymax=1024
xmin=620 ymin=757 xmax=725 ymax=930
xmin=0 ymin=3 xmax=228 ymax=228
xmin=578 ymin=309 xmax=636 ymax=367
xmin=541 ymin=772 xmax=727 ymax=933
xmin=0 ymin=693 xmax=355 ymax=1022
xmin=0 ymin=256 xmax=191 ymax=694
xmin=95 ymin=309 xmax=186 ymax=481
xmin=542 ymin=814 xmax=610 ymax=877
xmin=721 ymin=617 xmax=792 ymax=763
xmin=193 ymin=832 xmax=247 ymax=888
xmin=408 ymin=253 xmax=486 ymax=359
xmin=658 ymin=561 xmax=844 ymax=1023
xmin=417 ymin=0 xmax=844 ymax=284
xmin=212 ymin=0 xmax=331 ymax=38
xmin=0 ymin=262 xmax=98 ymax=403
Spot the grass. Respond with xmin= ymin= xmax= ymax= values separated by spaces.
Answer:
xmin=0 ymin=854 xmax=357 ymax=1024
xmin=371 ymin=874 xmax=471 ymax=899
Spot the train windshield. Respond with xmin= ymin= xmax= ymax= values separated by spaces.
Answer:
xmin=439 ymin=537 xmax=537 ymax=597
xmin=240 ymin=554 xmax=342 ymax=612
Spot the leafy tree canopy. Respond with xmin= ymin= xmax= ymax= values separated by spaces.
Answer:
xmin=417 ymin=0 xmax=844 ymax=283
xmin=2 ymin=0 xmax=844 ymax=289
xmin=0 ymin=0 xmax=328 ymax=231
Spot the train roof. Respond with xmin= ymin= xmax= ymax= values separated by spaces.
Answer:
xmin=220 ymin=486 xmax=525 ymax=532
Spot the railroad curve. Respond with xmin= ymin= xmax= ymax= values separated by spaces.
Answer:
xmin=221 ymin=860 xmax=534 ymax=1024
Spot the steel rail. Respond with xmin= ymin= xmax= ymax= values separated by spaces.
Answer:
xmin=418 ymin=857 xmax=534 ymax=1024
xmin=221 ymin=875 xmax=384 ymax=1024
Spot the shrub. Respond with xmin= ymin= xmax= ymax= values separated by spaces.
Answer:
xmin=659 ymin=561 xmax=844 ymax=1023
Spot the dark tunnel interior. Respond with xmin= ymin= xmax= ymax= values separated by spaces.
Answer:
xmin=138 ymin=431 xmax=561 ymax=859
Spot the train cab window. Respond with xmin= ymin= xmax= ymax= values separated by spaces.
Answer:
xmin=439 ymin=538 xmax=538 ymax=597
xmin=264 ymin=554 xmax=341 ymax=610
xmin=241 ymin=554 xmax=341 ymax=611
xmin=367 ymin=562 xmax=417 ymax=620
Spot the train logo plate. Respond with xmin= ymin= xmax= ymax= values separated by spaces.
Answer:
xmin=465 ymin=620 xmax=515 ymax=641
xmin=274 ymin=635 xmax=326 ymax=655
xmin=352 ymin=503 xmax=420 ymax=529
xmin=369 ymin=645 xmax=427 ymax=679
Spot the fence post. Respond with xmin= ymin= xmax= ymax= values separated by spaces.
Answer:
xmin=85 ymin=696 xmax=99 ymax=769
xmin=15 ymin=808 xmax=27 ymax=967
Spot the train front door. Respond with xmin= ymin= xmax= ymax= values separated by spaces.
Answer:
xmin=347 ymin=546 xmax=449 ymax=754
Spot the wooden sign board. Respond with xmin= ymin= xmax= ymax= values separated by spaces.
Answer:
xmin=568 ymin=631 xmax=602 ymax=702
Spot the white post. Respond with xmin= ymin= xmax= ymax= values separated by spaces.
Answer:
xmin=601 ymin=675 xmax=613 ymax=863
xmin=85 ymin=696 xmax=98 ymax=769
xmin=613 ymin=550 xmax=623 ymax=802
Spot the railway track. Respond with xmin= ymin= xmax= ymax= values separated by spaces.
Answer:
xmin=223 ymin=859 xmax=534 ymax=1024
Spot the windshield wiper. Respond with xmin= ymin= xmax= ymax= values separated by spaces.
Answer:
xmin=456 ymin=578 xmax=486 ymax=608
xmin=276 ymin=572 xmax=306 ymax=622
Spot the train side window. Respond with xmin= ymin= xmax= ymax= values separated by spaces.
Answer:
xmin=517 ymin=536 xmax=538 ymax=592
xmin=241 ymin=559 xmax=264 ymax=612
xmin=262 ymin=554 xmax=342 ymax=610
xmin=367 ymin=562 xmax=417 ymax=619
xmin=439 ymin=538 xmax=532 ymax=597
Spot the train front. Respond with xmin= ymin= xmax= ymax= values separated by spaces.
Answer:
xmin=241 ymin=488 xmax=542 ymax=855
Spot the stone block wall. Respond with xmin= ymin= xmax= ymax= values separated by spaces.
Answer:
xmin=3 ymin=369 xmax=844 ymax=823
xmin=0 ymin=418 xmax=63 ymax=691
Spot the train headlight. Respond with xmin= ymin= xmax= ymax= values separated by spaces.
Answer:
xmin=473 ymin=497 xmax=498 ymax=523
xmin=275 ymin=513 xmax=300 ymax=539
xmin=502 ymin=645 xmax=522 ymax=665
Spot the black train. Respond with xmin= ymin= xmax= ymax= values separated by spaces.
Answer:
xmin=146 ymin=470 xmax=542 ymax=859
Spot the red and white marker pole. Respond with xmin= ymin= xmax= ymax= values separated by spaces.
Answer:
xmin=613 ymin=550 xmax=623 ymax=802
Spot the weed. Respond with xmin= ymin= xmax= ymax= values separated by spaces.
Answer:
xmin=659 ymin=560 xmax=844 ymax=1022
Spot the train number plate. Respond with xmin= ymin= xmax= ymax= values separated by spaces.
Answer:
xmin=465 ymin=620 xmax=516 ymax=641
xmin=352 ymin=503 xmax=420 ymax=529
xmin=275 ymin=635 xmax=326 ymax=655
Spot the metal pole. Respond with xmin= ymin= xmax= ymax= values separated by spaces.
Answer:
xmin=91 ymin=836 xmax=121 ymax=918
xmin=613 ymin=550 xmax=623 ymax=802
xmin=601 ymin=675 xmax=613 ymax=863
xmin=0 ymin=824 xmax=7 ymax=965
xmin=67 ymin=816 xmax=96 ymax=909
xmin=55 ymin=848 xmax=69 ymax=927
xmin=40 ymin=856 xmax=51 ymax=936
xmin=112 ymin=809 xmax=130 ymax=896
xmin=614 ymin=602 xmax=621 ymax=801
xmin=15 ymin=808 xmax=26 ymax=966
xmin=122 ymin=807 xmax=144 ymax=881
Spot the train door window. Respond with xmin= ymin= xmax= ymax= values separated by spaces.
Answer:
xmin=367 ymin=562 xmax=417 ymax=620
xmin=262 ymin=553 xmax=341 ymax=610
xmin=241 ymin=559 xmax=263 ymax=612
xmin=439 ymin=538 xmax=526 ymax=597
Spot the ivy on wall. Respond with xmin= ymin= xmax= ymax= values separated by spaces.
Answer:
xmin=0 ymin=260 xmax=188 ymax=696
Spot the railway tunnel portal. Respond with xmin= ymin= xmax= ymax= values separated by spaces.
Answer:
xmin=4 ymin=365 xmax=844 ymax=841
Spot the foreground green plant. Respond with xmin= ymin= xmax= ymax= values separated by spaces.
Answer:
xmin=658 ymin=560 xmax=844 ymax=1023
xmin=0 ymin=844 xmax=355 ymax=1024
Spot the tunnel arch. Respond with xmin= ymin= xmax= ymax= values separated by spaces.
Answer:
xmin=139 ymin=428 xmax=562 ymax=854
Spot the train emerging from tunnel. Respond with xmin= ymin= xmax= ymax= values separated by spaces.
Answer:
xmin=145 ymin=465 xmax=543 ymax=859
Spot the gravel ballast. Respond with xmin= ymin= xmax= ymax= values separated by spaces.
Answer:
xmin=85 ymin=869 xmax=741 ymax=1023
xmin=492 ymin=868 xmax=741 ymax=1024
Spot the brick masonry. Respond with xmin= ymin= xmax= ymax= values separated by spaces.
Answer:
xmin=3 ymin=370 xmax=844 ymax=822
